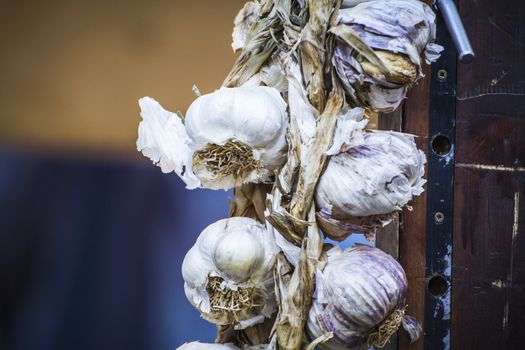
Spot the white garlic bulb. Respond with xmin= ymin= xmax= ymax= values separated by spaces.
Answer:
xmin=177 ymin=342 xmax=269 ymax=350
xmin=178 ymin=342 xmax=239 ymax=350
xmin=332 ymin=0 xmax=443 ymax=112
xmin=307 ymin=245 xmax=421 ymax=350
xmin=137 ymin=86 xmax=288 ymax=190
xmin=316 ymin=123 xmax=425 ymax=240
xmin=182 ymin=217 xmax=279 ymax=329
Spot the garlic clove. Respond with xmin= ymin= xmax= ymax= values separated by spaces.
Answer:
xmin=401 ymin=315 xmax=423 ymax=343
xmin=213 ymin=229 xmax=264 ymax=282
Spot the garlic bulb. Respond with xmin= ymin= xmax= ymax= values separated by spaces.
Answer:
xmin=316 ymin=124 xmax=425 ymax=240
xmin=178 ymin=342 xmax=239 ymax=350
xmin=331 ymin=0 xmax=443 ymax=112
xmin=182 ymin=217 xmax=279 ymax=329
xmin=137 ymin=86 xmax=288 ymax=190
xmin=307 ymin=245 xmax=421 ymax=350
xmin=177 ymin=342 xmax=270 ymax=350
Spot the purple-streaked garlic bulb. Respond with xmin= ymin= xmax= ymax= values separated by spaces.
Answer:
xmin=315 ymin=125 xmax=426 ymax=241
xmin=307 ymin=245 xmax=421 ymax=350
xmin=331 ymin=0 xmax=443 ymax=112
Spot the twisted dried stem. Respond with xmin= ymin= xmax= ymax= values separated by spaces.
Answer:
xmin=275 ymin=206 xmax=323 ymax=350
xmin=272 ymin=2 xmax=343 ymax=350
xmin=298 ymin=0 xmax=334 ymax=112
xmin=223 ymin=0 xmax=279 ymax=87
xmin=230 ymin=183 xmax=273 ymax=223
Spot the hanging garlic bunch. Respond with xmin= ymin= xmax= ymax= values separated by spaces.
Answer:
xmin=135 ymin=0 xmax=436 ymax=347
xmin=182 ymin=217 xmax=279 ymax=330
xmin=137 ymin=85 xmax=288 ymax=190
xmin=307 ymin=245 xmax=421 ymax=350
xmin=331 ymin=0 xmax=443 ymax=112
xmin=315 ymin=109 xmax=425 ymax=240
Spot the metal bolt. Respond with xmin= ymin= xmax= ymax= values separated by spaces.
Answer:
xmin=434 ymin=211 xmax=445 ymax=223
xmin=437 ymin=69 xmax=448 ymax=81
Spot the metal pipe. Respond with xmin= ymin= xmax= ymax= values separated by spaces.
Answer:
xmin=437 ymin=0 xmax=475 ymax=63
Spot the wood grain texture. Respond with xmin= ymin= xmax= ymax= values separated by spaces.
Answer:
xmin=377 ymin=107 xmax=402 ymax=262
xmin=399 ymin=62 xmax=431 ymax=350
xmin=452 ymin=1 xmax=525 ymax=348
xmin=376 ymin=213 xmax=400 ymax=260
xmin=376 ymin=107 xmax=402 ymax=350
xmin=452 ymin=169 xmax=524 ymax=349
xmin=399 ymin=12 xmax=432 ymax=349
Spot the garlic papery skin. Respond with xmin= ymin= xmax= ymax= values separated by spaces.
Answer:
xmin=182 ymin=217 xmax=279 ymax=329
xmin=137 ymin=97 xmax=201 ymax=189
xmin=307 ymin=245 xmax=421 ymax=350
xmin=331 ymin=0 xmax=443 ymax=112
xmin=137 ymin=86 xmax=288 ymax=190
xmin=178 ymin=342 xmax=239 ymax=350
xmin=315 ymin=129 xmax=425 ymax=240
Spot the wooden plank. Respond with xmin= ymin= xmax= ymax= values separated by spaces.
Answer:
xmin=452 ymin=168 xmax=524 ymax=349
xmin=399 ymin=63 xmax=431 ymax=350
xmin=453 ymin=0 xmax=525 ymax=348
xmin=376 ymin=213 xmax=400 ymax=259
xmin=377 ymin=107 xmax=402 ymax=261
xmin=378 ymin=108 xmax=403 ymax=133
xmin=399 ymin=0 xmax=432 ymax=345
xmin=376 ymin=107 xmax=402 ymax=350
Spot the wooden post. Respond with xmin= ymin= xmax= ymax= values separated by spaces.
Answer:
xmin=376 ymin=107 xmax=402 ymax=350
xmin=400 ymin=66 xmax=431 ymax=350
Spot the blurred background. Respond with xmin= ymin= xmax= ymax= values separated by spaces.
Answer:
xmin=0 ymin=1 xmax=246 ymax=349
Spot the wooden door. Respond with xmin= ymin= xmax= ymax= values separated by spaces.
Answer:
xmin=400 ymin=1 xmax=525 ymax=349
